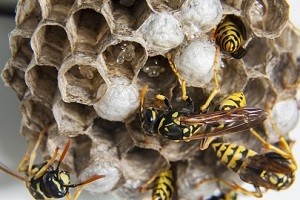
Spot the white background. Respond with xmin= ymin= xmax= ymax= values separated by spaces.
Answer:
xmin=0 ymin=0 xmax=299 ymax=199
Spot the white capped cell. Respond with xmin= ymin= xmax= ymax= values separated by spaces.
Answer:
xmin=179 ymin=0 xmax=223 ymax=38
xmin=174 ymin=40 xmax=219 ymax=88
xmin=271 ymin=98 xmax=299 ymax=134
xmin=93 ymin=79 xmax=140 ymax=121
xmin=141 ymin=12 xmax=184 ymax=55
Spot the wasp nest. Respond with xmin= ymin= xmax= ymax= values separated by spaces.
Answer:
xmin=1 ymin=0 xmax=300 ymax=199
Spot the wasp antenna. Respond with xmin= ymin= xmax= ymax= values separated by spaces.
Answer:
xmin=56 ymin=139 xmax=72 ymax=170
xmin=0 ymin=161 xmax=26 ymax=182
xmin=65 ymin=174 xmax=105 ymax=188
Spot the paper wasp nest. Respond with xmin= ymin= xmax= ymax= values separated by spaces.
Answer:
xmin=1 ymin=0 xmax=299 ymax=199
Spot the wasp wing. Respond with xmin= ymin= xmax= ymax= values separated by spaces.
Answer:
xmin=180 ymin=107 xmax=267 ymax=141
xmin=243 ymin=153 xmax=294 ymax=174
xmin=238 ymin=164 xmax=278 ymax=190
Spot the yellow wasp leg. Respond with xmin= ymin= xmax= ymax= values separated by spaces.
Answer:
xmin=284 ymin=80 xmax=300 ymax=89
xmin=35 ymin=147 xmax=59 ymax=179
xmin=249 ymin=110 xmax=297 ymax=171
xmin=249 ymin=128 xmax=291 ymax=159
xmin=166 ymin=53 xmax=189 ymax=101
xmin=140 ymin=85 xmax=149 ymax=112
xmin=18 ymin=126 xmax=49 ymax=175
xmin=72 ymin=185 xmax=86 ymax=200
xmin=194 ymin=177 xmax=263 ymax=198
xmin=139 ymin=171 xmax=160 ymax=193
xmin=200 ymin=46 xmax=221 ymax=112
xmin=199 ymin=137 xmax=215 ymax=150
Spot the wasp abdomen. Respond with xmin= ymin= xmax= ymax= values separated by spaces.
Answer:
xmin=152 ymin=170 xmax=175 ymax=200
xmin=211 ymin=143 xmax=257 ymax=172
xmin=216 ymin=20 xmax=242 ymax=53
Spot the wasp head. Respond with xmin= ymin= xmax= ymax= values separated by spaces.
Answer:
xmin=140 ymin=107 xmax=159 ymax=135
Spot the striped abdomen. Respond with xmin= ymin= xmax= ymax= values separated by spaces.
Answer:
xmin=216 ymin=20 xmax=243 ymax=54
xmin=217 ymin=92 xmax=246 ymax=111
xmin=211 ymin=143 xmax=257 ymax=172
xmin=152 ymin=170 xmax=175 ymax=200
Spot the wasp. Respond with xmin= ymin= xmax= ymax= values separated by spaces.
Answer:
xmin=215 ymin=14 xmax=247 ymax=59
xmin=140 ymin=85 xmax=267 ymax=149
xmin=205 ymin=190 xmax=237 ymax=200
xmin=0 ymin=126 xmax=105 ymax=200
xmin=139 ymin=164 xmax=176 ymax=200
xmin=166 ymin=21 xmax=245 ymax=113
xmin=195 ymin=120 xmax=297 ymax=198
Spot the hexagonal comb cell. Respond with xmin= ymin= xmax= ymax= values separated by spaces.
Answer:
xmin=9 ymin=32 xmax=33 ymax=67
xmin=103 ymin=0 xmax=152 ymax=34
xmin=26 ymin=64 xmax=58 ymax=107
xmin=59 ymin=54 xmax=107 ymax=105
xmin=15 ymin=0 xmax=42 ymax=31
xmin=137 ymin=55 xmax=177 ymax=93
xmin=53 ymin=97 xmax=98 ymax=136
xmin=1 ymin=63 xmax=27 ymax=100
xmin=121 ymin=146 xmax=168 ymax=180
xmin=243 ymin=37 xmax=278 ymax=72
xmin=31 ymin=24 xmax=70 ymax=66
xmin=243 ymin=77 xmax=277 ymax=108
xmin=147 ymin=0 xmax=186 ymax=12
xmin=242 ymin=0 xmax=289 ymax=38
xmin=20 ymin=98 xmax=55 ymax=131
xmin=102 ymin=40 xmax=146 ymax=80
xmin=267 ymin=53 xmax=299 ymax=91
xmin=211 ymin=58 xmax=248 ymax=96
xmin=40 ymin=0 xmax=75 ymax=23
xmin=70 ymin=8 xmax=110 ymax=53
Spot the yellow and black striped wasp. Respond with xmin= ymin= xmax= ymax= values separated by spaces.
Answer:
xmin=139 ymin=163 xmax=177 ymax=200
xmin=203 ymin=190 xmax=237 ymax=200
xmin=166 ymin=14 xmax=247 ymax=113
xmin=140 ymin=85 xmax=267 ymax=149
xmin=194 ymin=117 xmax=297 ymax=198
xmin=0 ymin=126 xmax=105 ymax=200
xmin=215 ymin=14 xmax=247 ymax=59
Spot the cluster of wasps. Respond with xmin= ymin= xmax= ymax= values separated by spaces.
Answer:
xmin=139 ymin=14 xmax=297 ymax=200
xmin=0 ymin=14 xmax=297 ymax=200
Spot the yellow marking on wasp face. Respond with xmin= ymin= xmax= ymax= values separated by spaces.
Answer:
xmin=183 ymin=128 xmax=189 ymax=134
xmin=172 ymin=112 xmax=179 ymax=118
xmin=59 ymin=172 xmax=70 ymax=185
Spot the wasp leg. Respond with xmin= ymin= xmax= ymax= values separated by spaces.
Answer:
xmin=200 ymin=46 xmax=221 ymax=112
xmin=249 ymin=128 xmax=291 ymax=159
xmin=249 ymin=111 xmax=297 ymax=172
xmin=199 ymin=137 xmax=215 ymax=150
xmin=138 ymin=171 xmax=160 ymax=193
xmin=195 ymin=177 xmax=263 ymax=198
xmin=18 ymin=126 xmax=49 ymax=175
xmin=34 ymin=147 xmax=59 ymax=179
xmin=156 ymin=94 xmax=172 ymax=111
xmin=284 ymin=80 xmax=300 ymax=89
xmin=140 ymin=85 xmax=149 ymax=112
xmin=166 ymin=53 xmax=189 ymax=101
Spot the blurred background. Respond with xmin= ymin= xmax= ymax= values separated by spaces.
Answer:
xmin=0 ymin=0 xmax=299 ymax=199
